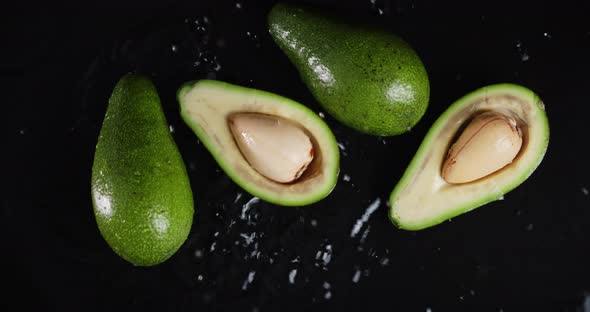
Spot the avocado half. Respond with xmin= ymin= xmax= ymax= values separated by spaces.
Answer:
xmin=178 ymin=80 xmax=340 ymax=206
xmin=389 ymin=84 xmax=549 ymax=230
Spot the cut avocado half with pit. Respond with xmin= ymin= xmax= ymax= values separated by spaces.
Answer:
xmin=389 ymin=84 xmax=549 ymax=230
xmin=178 ymin=80 xmax=339 ymax=206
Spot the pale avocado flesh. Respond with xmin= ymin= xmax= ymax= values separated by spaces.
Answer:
xmin=92 ymin=74 xmax=194 ymax=266
xmin=389 ymin=84 xmax=549 ymax=230
xmin=178 ymin=80 xmax=339 ymax=206
xmin=268 ymin=3 xmax=430 ymax=136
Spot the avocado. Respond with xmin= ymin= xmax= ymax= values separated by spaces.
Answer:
xmin=91 ymin=74 xmax=194 ymax=266
xmin=389 ymin=84 xmax=549 ymax=230
xmin=178 ymin=80 xmax=339 ymax=206
xmin=268 ymin=3 xmax=430 ymax=136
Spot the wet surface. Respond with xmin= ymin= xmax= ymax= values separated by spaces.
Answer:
xmin=3 ymin=0 xmax=590 ymax=310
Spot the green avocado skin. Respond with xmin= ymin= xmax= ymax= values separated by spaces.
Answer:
xmin=91 ymin=74 xmax=194 ymax=266
xmin=268 ymin=3 xmax=430 ymax=136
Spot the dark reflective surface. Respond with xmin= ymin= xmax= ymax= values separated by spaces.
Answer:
xmin=4 ymin=0 xmax=590 ymax=310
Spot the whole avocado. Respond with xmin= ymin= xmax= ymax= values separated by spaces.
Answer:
xmin=91 ymin=74 xmax=194 ymax=266
xmin=268 ymin=3 xmax=430 ymax=136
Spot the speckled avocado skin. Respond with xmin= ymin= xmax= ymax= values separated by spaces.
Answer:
xmin=268 ymin=3 xmax=430 ymax=136
xmin=91 ymin=74 xmax=194 ymax=266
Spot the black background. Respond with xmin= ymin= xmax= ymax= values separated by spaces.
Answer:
xmin=4 ymin=0 xmax=590 ymax=311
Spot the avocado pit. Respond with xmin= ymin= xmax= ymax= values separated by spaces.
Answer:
xmin=442 ymin=111 xmax=523 ymax=184
xmin=229 ymin=113 xmax=315 ymax=184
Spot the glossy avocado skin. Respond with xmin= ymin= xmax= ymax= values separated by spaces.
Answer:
xmin=268 ymin=3 xmax=430 ymax=136
xmin=91 ymin=74 xmax=194 ymax=266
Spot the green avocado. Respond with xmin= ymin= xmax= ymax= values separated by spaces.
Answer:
xmin=178 ymin=80 xmax=339 ymax=206
xmin=268 ymin=3 xmax=430 ymax=136
xmin=389 ymin=84 xmax=550 ymax=230
xmin=91 ymin=74 xmax=194 ymax=266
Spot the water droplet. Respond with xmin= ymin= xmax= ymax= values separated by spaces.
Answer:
xmin=289 ymin=269 xmax=297 ymax=284
xmin=323 ymin=282 xmax=331 ymax=289
xmin=310 ymin=219 xmax=318 ymax=227
xmin=322 ymin=248 xmax=332 ymax=266
xmin=197 ymin=274 xmax=204 ymax=281
xmin=377 ymin=8 xmax=384 ymax=15
xmin=515 ymin=40 xmax=530 ymax=62
xmin=19 ymin=129 xmax=25 ymax=135
xmin=194 ymin=249 xmax=203 ymax=258
xmin=210 ymin=242 xmax=217 ymax=251
xmin=526 ymin=224 xmax=534 ymax=231
xmin=582 ymin=292 xmax=590 ymax=312
xmin=470 ymin=289 xmax=475 ymax=296
xmin=352 ymin=269 xmax=361 ymax=283
xmin=318 ymin=112 xmax=325 ymax=118
xmin=240 ymin=232 xmax=256 ymax=245
xmin=171 ymin=44 xmax=178 ymax=52
xmin=241 ymin=197 xmax=260 ymax=221
xmin=582 ymin=187 xmax=589 ymax=196
xmin=242 ymin=271 xmax=256 ymax=290
xmin=543 ymin=32 xmax=552 ymax=39
xmin=343 ymin=174 xmax=351 ymax=182
xmin=426 ymin=308 xmax=433 ymax=312
xmin=351 ymin=198 xmax=381 ymax=238
xmin=234 ymin=193 xmax=243 ymax=203
xmin=497 ymin=195 xmax=505 ymax=200
xmin=324 ymin=291 xmax=332 ymax=300
xmin=236 ymin=2 xmax=242 ymax=9
xmin=380 ymin=257 xmax=390 ymax=266
xmin=169 ymin=125 xmax=175 ymax=133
